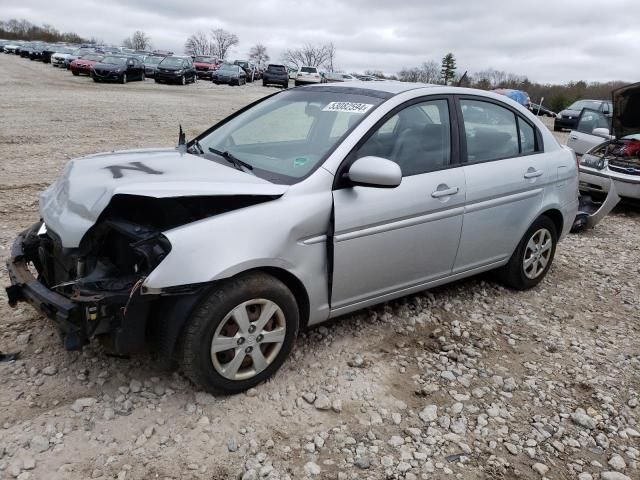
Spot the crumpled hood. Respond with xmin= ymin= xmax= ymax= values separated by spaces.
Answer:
xmin=612 ymin=82 xmax=640 ymax=139
xmin=40 ymin=148 xmax=288 ymax=247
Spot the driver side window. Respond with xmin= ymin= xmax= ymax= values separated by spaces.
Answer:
xmin=354 ymin=99 xmax=451 ymax=176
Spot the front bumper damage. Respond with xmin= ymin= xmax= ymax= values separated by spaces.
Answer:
xmin=5 ymin=222 xmax=165 ymax=353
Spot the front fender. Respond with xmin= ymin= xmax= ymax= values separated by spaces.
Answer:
xmin=143 ymin=175 xmax=334 ymax=325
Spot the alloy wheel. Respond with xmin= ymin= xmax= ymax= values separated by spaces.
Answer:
xmin=522 ymin=228 xmax=552 ymax=279
xmin=210 ymin=299 xmax=286 ymax=381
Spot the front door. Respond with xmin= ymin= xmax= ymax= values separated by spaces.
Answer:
xmin=331 ymin=97 xmax=465 ymax=311
xmin=567 ymin=108 xmax=612 ymax=156
xmin=453 ymin=97 xmax=549 ymax=273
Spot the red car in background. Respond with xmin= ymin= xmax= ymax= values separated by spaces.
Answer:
xmin=70 ymin=54 xmax=104 ymax=76
xmin=193 ymin=55 xmax=219 ymax=79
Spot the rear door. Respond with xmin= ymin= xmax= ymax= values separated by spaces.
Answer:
xmin=453 ymin=97 xmax=549 ymax=273
xmin=567 ymin=108 xmax=612 ymax=156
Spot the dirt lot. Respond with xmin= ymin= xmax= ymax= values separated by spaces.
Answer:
xmin=0 ymin=54 xmax=638 ymax=480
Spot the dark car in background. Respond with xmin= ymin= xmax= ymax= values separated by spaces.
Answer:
xmin=530 ymin=103 xmax=556 ymax=117
xmin=92 ymin=55 xmax=145 ymax=83
xmin=554 ymin=99 xmax=612 ymax=131
xmin=262 ymin=64 xmax=289 ymax=88
xmin=193 ymin=56 xmax=219 ymax=79
xmin=212 ymin=63 xmax=247 ymax=86
xmin=29 ymin=43 xmax=48 ymax=61
xmin=234 ymin=60 xmax=260 ymax=81
xmin=143 ymin=55 xmax=165 ymax=78
xmin=155 ymin=56 xmax=197 ymax=85
xmin=20 ymin=43 xmax=34 ymax=58
xmin=70 ymin=53 xmax=104 ymax=76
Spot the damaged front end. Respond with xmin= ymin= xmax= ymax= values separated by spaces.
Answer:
xmin=5 ymin=192 xmax=280 ymax=355
xmin=6 ymin=218 xmax=171 ymax=352
xmin=574 ymin=138 xmax=640 ymax=232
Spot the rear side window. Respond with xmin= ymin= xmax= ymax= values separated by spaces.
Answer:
xmin=460 ymin=99 xmax=539 ymax=163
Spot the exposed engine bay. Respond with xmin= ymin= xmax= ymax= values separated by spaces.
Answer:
xmin=582 ymin=138 xmax=640 ymax=173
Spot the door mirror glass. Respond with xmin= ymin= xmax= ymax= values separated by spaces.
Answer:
xmin=347 ymin=156 xmax=402 ymax=188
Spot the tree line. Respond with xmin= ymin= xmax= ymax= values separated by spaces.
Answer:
xmin=397 ymin=53 xmax=628 ymax=112
xmin=0 ymin=18 xmax=86 ymax=44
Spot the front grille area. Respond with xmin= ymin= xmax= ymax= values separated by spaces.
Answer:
xmin=609 ymin=163 xmax=640 ymax=176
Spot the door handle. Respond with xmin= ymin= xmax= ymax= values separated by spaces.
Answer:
xmin=524 ymin=169 xmax=543 ymax=179
xmin=431 ymin=186 xmax=459 ymax=198
xmin=569 ymin=135 xmax=578 ymax=140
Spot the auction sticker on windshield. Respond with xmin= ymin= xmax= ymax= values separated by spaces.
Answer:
xmin=322 ymin=102 xmax=373 ymax=114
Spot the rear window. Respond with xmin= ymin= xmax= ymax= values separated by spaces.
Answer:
xmin=268 ymin=65 xmax=286 ymax=72
xmin=301 ymin=67 xmax=317 ymax=73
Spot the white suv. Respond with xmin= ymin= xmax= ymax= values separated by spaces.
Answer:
xmin=295 ymin=66 xmax=321 ymax=86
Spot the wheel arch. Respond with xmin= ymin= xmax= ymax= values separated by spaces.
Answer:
xmin=251 ymin=267 xmax=311 ymax=330
xmin=539 ymin=208 xmax=564 ymax=236
xmin=148 ymin=266 xmax=311 ymax=367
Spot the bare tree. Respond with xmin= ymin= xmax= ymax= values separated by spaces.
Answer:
xmin=248 ymin=44 xmax=269 ymax=66
xmin=397 ymin=60 xmax=440 ymax=84
xmin=122 ymin=30 xmax=151 ymax=50
xmin=281 ymin=43 xmax=335 ymax=70
xmin=325 ymin=42 xmax=336 ymax=72
xmin=211 ymin=28 xmax=239 ymax=61
xmin=184 ymin=31 xmax=213 ymax=57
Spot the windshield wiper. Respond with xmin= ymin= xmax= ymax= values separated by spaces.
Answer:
xmin=208 ymin=147 xmax=254 ymax=173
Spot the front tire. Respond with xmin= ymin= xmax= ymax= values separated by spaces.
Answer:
xmin=121 ymin=73 xmax=127 ymax=84
xmin=180 ymin=75 xmax=186 ymax=85
xmin=498 ymin=216 xmax=557 ymax=290
xmin=179 ymin=272 xmax=299 ymax=394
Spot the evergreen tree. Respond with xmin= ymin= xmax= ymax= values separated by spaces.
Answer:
xmin=440 ymin=53 xmax=456 ymax=85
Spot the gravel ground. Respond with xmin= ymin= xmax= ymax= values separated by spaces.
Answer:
xmin=1 ymin=54 xmax=639 ymax=480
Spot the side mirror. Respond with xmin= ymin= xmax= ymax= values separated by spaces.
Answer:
xmin=592 ymin=127 xmax=612 ymax=139
xmin=347 ymin=156 xmax=402 ymax=188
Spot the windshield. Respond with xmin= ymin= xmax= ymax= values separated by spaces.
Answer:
xmin=101 ymin=56 xmax=127 ymax=65
xmin=195 ymin=56 xmax=215 ymax=63
xmin=145 ymin=56 xmax=163 ymax=65
xmin=160 ymin=57 xmax=185 ymax=67
xmin=195 ymin=89 xmax=385 ymax=184
xmin=569 ymin=100 xmax=603 ymax=111
xmin=80 ymin=54 xmax=103 ymax=62
xmin=219 ymin=64 xmax=236 ymax=72
xmin=55 ymin=47 xmax=73 ymax=54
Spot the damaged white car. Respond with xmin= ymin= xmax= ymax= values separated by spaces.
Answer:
xmin=6 ymin=83 xmax=579 ymax=394
xmin=569 ymin=83 xmax=640 ymax=203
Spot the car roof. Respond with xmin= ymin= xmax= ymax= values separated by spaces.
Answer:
xmin=302 ymin=81 xmax=435 ymax=96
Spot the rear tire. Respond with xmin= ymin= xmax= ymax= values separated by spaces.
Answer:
xmin=498 ymin=216 xmax=557 ymax=290
xmin=553 ymin=125 xmax=561 ymax=132
xmin=178 ymin=272 xmax=299 ymax=394
xmin=72 ymin=71 xmax=79 ymax=76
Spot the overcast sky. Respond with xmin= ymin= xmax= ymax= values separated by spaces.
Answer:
xmin=3 ymin=0 xmax=640 ymax=83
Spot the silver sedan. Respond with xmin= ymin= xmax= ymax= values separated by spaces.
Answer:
xmin=6 ymin=82 xmax=579 ymax=394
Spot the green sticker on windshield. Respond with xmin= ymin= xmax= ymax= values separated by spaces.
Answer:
xmin=294 ymin=157 xmax=308 ymax=167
